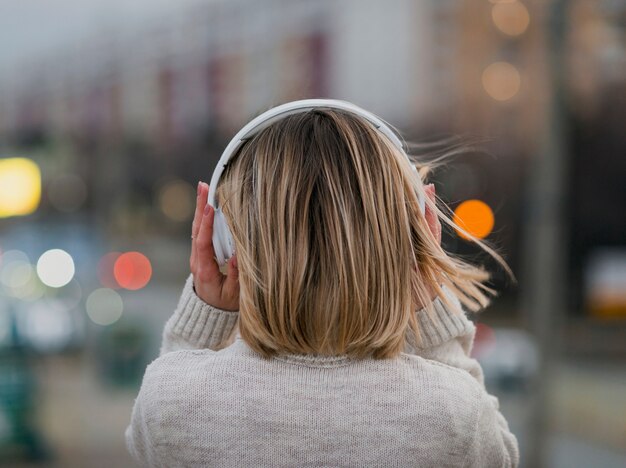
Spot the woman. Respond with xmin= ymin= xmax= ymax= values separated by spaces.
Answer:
xmin=126 ymin=104 xmax=519 ymax=467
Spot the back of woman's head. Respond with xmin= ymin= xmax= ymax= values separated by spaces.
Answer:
xmin=216 ymin=108 xmax=513 ymax=359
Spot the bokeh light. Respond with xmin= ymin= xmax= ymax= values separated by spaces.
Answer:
xmin=12 ymin=274 xmax=46 ymax=301
xmin=482 ymin=62 xmax=521 ymax=101
xmin=471 ymin=323 xmax=497 ymax=358
xmin=157 ymin=179 xmax=195 ymax=222
xmin=492 ymin=1 xmax=530 ymax=37
xmin=0 ymin=249 xmax=29 ymax=269
xmin=36 ymin=249 xmax=75 ymax=288
xmin=3 ymin=261 xmax=34 ymax=290
xmin=453 ymin=199 xmax=495 ymax=240
xmin=86 ymin=288 xmax=124 ymax=326
xmin=48 ymin=173 xmax=88 ymax=212
xmin=0 ymin=249 xmax=32 ymax=294
xmin=114 ymin=252 xmax=152 ymax=290
xmin=585 ymin=250 xmax=626 ymax=319
xmin=18 ymin=300 xmax=74 ymax=352
xmin=0 ymin=250 xmax=48 ymax=300
xmin=0 ymin=158 xmax=41 ymax=217
xmin=98 ymin=252 xmax=122 ymax=288
xmin=11 ymin=267 xmax=45 ymax=301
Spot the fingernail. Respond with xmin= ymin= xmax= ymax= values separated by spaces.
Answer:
xmin=197 ymin=181 xmax=201 ymax=195
xmin=204 ymin=204 xmax=211 ymax=216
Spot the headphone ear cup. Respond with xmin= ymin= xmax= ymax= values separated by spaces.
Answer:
xmin=212 ymin=207 xmax=236 ymax=266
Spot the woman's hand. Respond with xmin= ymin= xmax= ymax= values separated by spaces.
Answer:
xmin=190 ymin=182 xmax=240 ymax=311
xmin=416 ymin=183 xmax=442 ymax=309
xmin=424 ymin=184 xmax=441 ymax=245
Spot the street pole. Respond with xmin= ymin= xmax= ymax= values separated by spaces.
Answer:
xmin=521 ymin=1 xmax=569 ymax=467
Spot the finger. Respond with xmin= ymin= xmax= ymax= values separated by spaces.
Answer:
xmin=424 ymin=185 xmax=435 ymax=221
xmin=429 ymin=187 xmax=442 ymax=244
xmin=192 ymin=182 xmax=207 ymax=238
xmin=222 ymin=254 xmax=239 ymax=300
xmin=196 ymin=200 xmax=222 ymax=282
xmin=427 ymin=186 xmax=442 ymax=244
xmin=191 ymin=183 xmax=209 ymax=272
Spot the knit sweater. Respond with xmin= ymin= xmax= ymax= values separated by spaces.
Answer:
xmin=125 ymin=274 xmax=519 ymax=467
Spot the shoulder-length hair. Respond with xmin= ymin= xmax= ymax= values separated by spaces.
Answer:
xmin=216 ymin=108 xmax=514 ymax=359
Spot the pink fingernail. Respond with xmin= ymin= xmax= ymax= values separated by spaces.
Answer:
xmin=197 ymin=181 xmax=201 ymax=196
xmin=204 ymin=204 xmax=211 ymax=216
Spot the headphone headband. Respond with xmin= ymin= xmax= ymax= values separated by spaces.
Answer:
xmin=207 ymin=99 xmax=425 ymax=266
xmin=207 ymin=99 xmax=416 ymax=207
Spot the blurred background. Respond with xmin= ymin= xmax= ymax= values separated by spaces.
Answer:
xmin=0 ymin=0 xmax=624 ymax=467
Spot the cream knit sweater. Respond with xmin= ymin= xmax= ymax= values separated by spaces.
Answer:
xmin=126 ymin=274 xmax=519 ymax=467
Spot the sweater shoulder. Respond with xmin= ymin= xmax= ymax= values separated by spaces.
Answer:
xmin=144 ymin=347 xmax=230 ymax=376
xmin=400 ymin=352 xmax=480 ymax=383
xmin=397 ymin=352 xmax=485 ymax=399
xmin=142 ymin=340 xmax=263 ymax=385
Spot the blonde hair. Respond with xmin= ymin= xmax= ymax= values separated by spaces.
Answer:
xmin=216 ymin=109 xmax=515 ymax=359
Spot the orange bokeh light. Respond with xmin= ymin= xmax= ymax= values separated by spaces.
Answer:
xmin=482 ymin=62 xmax=521 ymax=101
xmin=113 ymin=252 xmax=152 ymax=290
xmin=453 ymin=199 xmax=495 ymax=240
xmin=491 ymin=1 xmax=530 ymax=37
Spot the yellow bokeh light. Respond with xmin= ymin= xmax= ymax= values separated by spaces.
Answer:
xmin=0 ymin=158 xmax=41 ymax=217
xmin=492 ymin=1 xmax=530 ymax=37
xmin=453 ymin=200 xmax=495 ymax=240
xmin=482 ymin=62 xmax=521 ymax=101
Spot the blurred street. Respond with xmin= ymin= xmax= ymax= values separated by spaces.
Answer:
xmin=503 ymin=362 xmax=626 ymax=468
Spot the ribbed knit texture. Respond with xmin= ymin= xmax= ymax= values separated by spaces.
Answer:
xmin=126 ymin=274 xmax=519 ymax=467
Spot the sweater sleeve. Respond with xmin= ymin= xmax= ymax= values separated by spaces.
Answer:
xmin=404 ymin=285 xmax=484 ymax=384
xmin=462 ymin=391 xmax=520 ymax=468
xmin=405 ymin=286 xmax=520 ymax=468
xmin=160 ymin=273 xmax=240 ymax=355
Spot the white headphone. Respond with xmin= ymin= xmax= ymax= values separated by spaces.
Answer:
xmin=207 ymin=99 xmax=426 ymax=266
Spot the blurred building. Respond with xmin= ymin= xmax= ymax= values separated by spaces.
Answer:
xmin=0 ymin=0 xmax=434 ymax=144
xmin=0 ymin=0 xmax=624 ymax=326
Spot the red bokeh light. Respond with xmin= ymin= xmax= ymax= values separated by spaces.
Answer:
xmin=471 ymin=322 xmax=496 ymax=358
xmin=113 ymin=252 xmax=152 ymax=290
xmin=98 ymin=252 xmax=122 ymax=288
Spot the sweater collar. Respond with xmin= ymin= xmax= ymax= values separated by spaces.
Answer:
xmin=234 ymin=336 xmax=356 ymax=368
